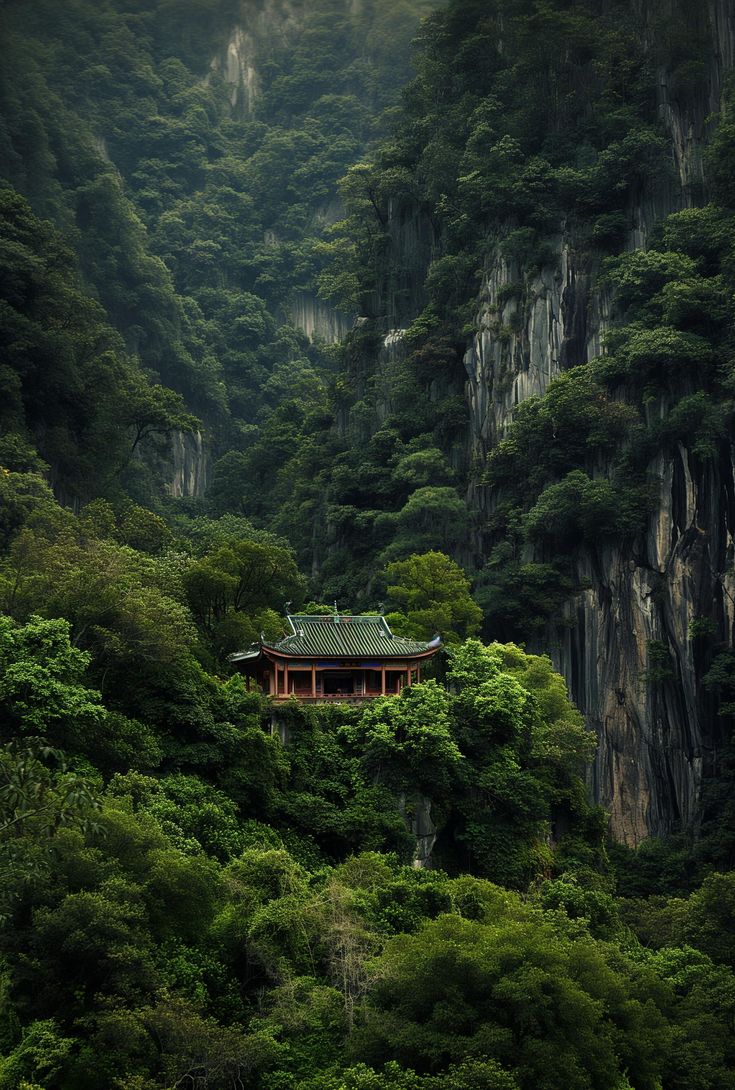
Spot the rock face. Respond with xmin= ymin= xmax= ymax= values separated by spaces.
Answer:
xmin=287 ymin=201 xmax=355 ymax=343
xmin=208 ymin=24 xmax=259 ymax=113
xmin=208 ymin=5 xmax=359 ymax=348
xmin=166 ymin=430 xmax=211 ymax=499
xmin=208 ymin=0 xmax=304 ymax=115
xmin=464 ymin=241 xmax=609 ymax=494
xmin=410 ymin=795 xmax=437 ymax=869
xmin=545 ymin=444 xmax=735 ymax=844
xmin=462 ymin=0 xmax=735 ymax=843
xmin=289 ymin=291 xmax=354 ymax=344
xmin=397 ymin=792 xmax=438 ymax=869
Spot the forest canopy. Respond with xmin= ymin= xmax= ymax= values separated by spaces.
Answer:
xmin=0 ymin=0 xmax=734 ymax=1087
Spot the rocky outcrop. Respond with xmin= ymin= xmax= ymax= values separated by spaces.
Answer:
xmin=643 ymin=0 xmax=735 ymax=203
xmin=462 ymin=1 xmax=735 ymax=843
xmin=289 ymin=291 xmax=354 ymax=344
xmin=288 ymin=200 xmax=355 ymax=342
xmin=165 ymin=430 xmax=211 ymax=499
xmin=546 ymin=441 xmax=735 ymax=843
xmin=397 ymin=791 xmax=438 ymax=869
xmin=213 ymin=25 xmax=259 ymax=113
xmin=464 ymin=242 xmax=609 ymax=491
xmin=208 ymin=0 xmax=304 ymax=114
xmin=410 ymin=795 xmax=437 ymax=869
xmin=381 ymin=202 xmax=435 ymax=328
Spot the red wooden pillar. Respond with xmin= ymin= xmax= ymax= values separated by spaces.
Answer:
xmin=407 ymin=664 xmax=412 ymax=687
xmin=381 ymin=664 xmax=386 ymax=696
xmin=284 ymin=661 xmax=289 ymax=695
xmin=311 ymin=663 xmax=316 ymax=698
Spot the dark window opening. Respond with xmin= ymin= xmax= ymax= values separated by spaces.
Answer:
xmin=323 ymin=671 xmax=355 ymax=695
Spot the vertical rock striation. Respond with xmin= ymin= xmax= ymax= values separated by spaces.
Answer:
xmin=289 ymin=292 xmax=354 ymax=344
xmin=166 ymin=430 xmax=212 ymax=499
xmin=545 ymin=442 xmax=735 ymax=843
xmin=207 ymin=0 xmax=303 ymax=115
xmin=463 ymin=1 xmax=735 ymax=843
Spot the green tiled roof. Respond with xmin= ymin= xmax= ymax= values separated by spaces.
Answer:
xmin=261 ymin=614 xmax=440 ymax=659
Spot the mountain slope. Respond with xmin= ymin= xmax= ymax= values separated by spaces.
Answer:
xmin=284 ymin=0 xmax=735 ymax=848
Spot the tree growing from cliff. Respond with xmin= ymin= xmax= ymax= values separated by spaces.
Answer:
xmin=443 ymin=639 xmax=598 ymax=887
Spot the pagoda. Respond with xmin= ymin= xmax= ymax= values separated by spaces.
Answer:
xmin=231 ymin=612 xmax=441 ymax=703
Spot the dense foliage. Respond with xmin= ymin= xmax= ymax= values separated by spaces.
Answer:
xmin=0 ymin=556 xmax=734 ymax=1088
xmin=1 ymin=0 xmax=735 ymax=1087
xmin=270 ymin=0 xmax=677 ymax=597
xmin=0 ymin=0 xmax=434 ymax=505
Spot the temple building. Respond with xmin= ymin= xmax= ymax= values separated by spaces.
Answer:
xmin=231 ymin=612 xmax=441 ymax=703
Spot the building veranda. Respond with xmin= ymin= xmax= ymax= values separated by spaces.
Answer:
xmin=231 ymin=613 xmax=441 ymax=703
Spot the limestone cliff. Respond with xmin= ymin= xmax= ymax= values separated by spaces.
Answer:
xmin=462 ymin=0 xmax=735 ymax=843
xmin=207 ymin=0 xmax=303 ymax=116
xmin=289 ymin=291 xmax=354 ymax=343
xmin=544 ymin=442 xmax=735 ymax=844
xmin=165 ymin=430 xmax=212 ymax=499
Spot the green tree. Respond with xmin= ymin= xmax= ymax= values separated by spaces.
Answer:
xmin=353 ymin=912 xmax=667 ymax=1090
xmin=443 ymin=640 xmax=597 ymax=887
xmin=184 ymin=536 xmax=306 ymax=659
xmin=385 ymin=552 xmax=482 ymax=643
xmin=348 ymin=682 xmax=462 ymax=799
xmin=0 ymin=615 xmax=103 ymax=742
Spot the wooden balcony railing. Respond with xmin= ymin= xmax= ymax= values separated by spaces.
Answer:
xmin=274 ymin=688 xmax=398 ymax=701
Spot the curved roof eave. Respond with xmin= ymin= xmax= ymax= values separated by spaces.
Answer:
xmin=229 ymin=648 xmax=261 ymax=663
xmin=260 ymin=642 xmax=441 ymax=660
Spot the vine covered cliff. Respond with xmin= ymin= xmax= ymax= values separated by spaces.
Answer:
xmin=293 ymin=0 xmax=735 ymax=846
xmin=464 ymin=0 xmax=735 ymax=843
